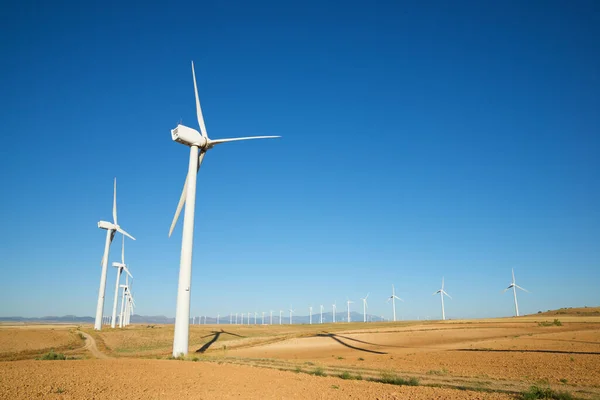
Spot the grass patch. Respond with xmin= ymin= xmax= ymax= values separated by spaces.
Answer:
xmin=78 ymin=332 xmax=86 ymax=340
xmin=36 ymin=350 xmax=67 ymax=360
xmin=312 ymin=366 xmax=326 ymax=377
xmin=54 ymin=387 xmax=65 ymax=394
xmin=336 ymin=356 xmax=344 ymax=360
xmin=357 ymin=357 xmax=364 ymax=361
xmin=294 ymin=366 xmax=302 ymax=373
xmin=521 ymin=385 xmax=573 ymax=399
xmin=331 ymin=385 xmax=339 ymax=389
xmin=427 ymin=368 xmax=448 ymax=376
xmin=538 ymin=319 xmax=562 ymax=327
xmin=376 ymin=371 xmax=419 ymax=386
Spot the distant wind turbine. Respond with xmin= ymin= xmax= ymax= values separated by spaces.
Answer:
xmin=320 ymin=305 xmax=324 ymax=324
xmin=332 ymin=302 xmax=337 ymax=323
xmin=433 ymin=277 xmax=452 ymax=320
xmin=346 ymin=299 xmax=353 ymax=323
xmin=361 ymin=294 xmax=369 ymax=322
xmin=95 ymin=178 xmax=135 ymax=330
xmin=387 ymin=284 xmax=403 ymax=322
xmin=309 ymin=306 xmax=313 ymax=324
xmin=289 ymin=307 xmax=295 ymax=325
xmin=110 ymin=235 xmax=133 ymax=328
xmin=504 ymin=268 xmax=529 ymax=316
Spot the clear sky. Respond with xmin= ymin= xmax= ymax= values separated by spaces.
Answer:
xmin=1 ymin=0 xmax=598 ymax=321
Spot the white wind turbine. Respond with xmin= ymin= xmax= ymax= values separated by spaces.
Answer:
xmin=95 ymin=178 xmax=135 ymax=330
xmin=346 ymin=299 xmax=353 ymax=323
xmin=433 ymin=277 xmax=452 ymax=320
xmin=504 ymin=268 xmax=529 ymax=316
xmin=279 ymin=310 xmax=283 ymax=325
xmin=320 ymin=305 xmax=324 ymax=324
xmin=168 ymin=62 xmax=280 ymax=356
xmin=332 ymin=302 xmax=337 ymax=323
xmin=289 ymin=307 xmax=295 ymax=325
xmin=118 ymin=273 xmax=132 ymax=328
xmin=262 ymin=311 xmax=265 ymax=325
xmin=309 ymin=306 xmax=313 ymax=324
xmin=110 ymin=236 xmax=133 ymax=328
xmin=387 ymin=284 xmax=403 ymax=322
xmin=361 ymin=294 xmax=369 ymax=322
xmin=270 ymin=310 xmax=273 ymax=325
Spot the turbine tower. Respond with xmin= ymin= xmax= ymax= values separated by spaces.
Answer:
xmin=433 ymin=277 xmax=452 ymax=320
xmin=270 ymin=310 xmax=273 ymax=325
xmin=346 ymin=299 xmax=353 ymax=323
xmin=332 ymin=302 xmax=337 ymax=323
xmin=320 ymin=305 xmax=324 ymax=324
xmin=289 ymin=307 xmax=295 ymax=325
xmin=504 ymin=268 xmax=529 ymax=316
xmin=168 ymin=62 xmax=280 ymax=356
xmin=309 ymin=306 xmax=313 ymax=324
xmin=110 ymin=236 xmax=133 ymax=328
xmin=279 ymin=310 xmax=283 ymax=325
xmin=95 ymin=178 xmax=135 ymax=330
xmin=387 ymin=284 xmax=403 ymax=322
xmin=361 ymin=294 xmax=369 ymax=322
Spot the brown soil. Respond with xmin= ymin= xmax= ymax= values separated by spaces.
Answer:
xmin=0 ymin=359 xmax=515 ymax=399
xmin=1 ymin=315 xmax=599 ymax=399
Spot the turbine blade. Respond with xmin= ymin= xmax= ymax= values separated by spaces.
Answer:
xmin=394 ymin=296 xmax=404 ymax=302
xmin=116 ymin=227 xmax=136 ymax=241
xmin=208 ymin=136 xmax=280 ymax=146
xmin=113 ymin=178 xmax=117 ymax=224
xmin=121 ymin=234 xmax=125 ymax=264
xmin=122 ymin=266 xmax=133 ymax=279
xmin=443 ymin=291 xmax=452 ymax=299
xmin=516 ymin=285 xmax=529 ymax=293
xmin=191 ymin=61 xmax=208 ymax=138
xmin=512 ymin=268 xmax=515 ymax=284
xmin=168 ymin=151 xmax=206 ymax=237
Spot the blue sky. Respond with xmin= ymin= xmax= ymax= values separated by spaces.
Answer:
xmin=1 ymin=0 xmax=598 ymax=320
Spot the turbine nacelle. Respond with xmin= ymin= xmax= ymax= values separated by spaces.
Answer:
xmin=98 ymin=220 xmax=116 ymax=230
xmin=171 ymin=124 xmax=209 ymax=148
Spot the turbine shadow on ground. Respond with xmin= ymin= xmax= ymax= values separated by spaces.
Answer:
xmin=456 ymin=348 xmax=600 ymax=355
xmin=196 ymin=330 xmax=245 ymax=353
xmin=315 ymin=332 xmax=388 ymax=355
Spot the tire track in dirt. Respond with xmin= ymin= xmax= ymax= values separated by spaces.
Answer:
xmin=77 ymin=331 xmax=111 ymax=359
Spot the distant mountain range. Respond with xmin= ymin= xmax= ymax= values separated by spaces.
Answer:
xmin=0 ymin=312 xmax=385 ymax=324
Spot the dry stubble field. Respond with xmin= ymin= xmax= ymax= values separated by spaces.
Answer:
xmin=1 ymin=307 xmax=599 ymax=399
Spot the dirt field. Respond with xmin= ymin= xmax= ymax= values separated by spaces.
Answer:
xmin=1 ymin=310 xmax=599 ymax=399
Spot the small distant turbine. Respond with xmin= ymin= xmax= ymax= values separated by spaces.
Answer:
xmin=387 ymin=284 xmax=403 ymax=322
xmin=279 ymin=310 xmax=283 ymax=325
xmin=309 ymin=306 xmax=313 ymax=324
xmin=503 ymin=268 xmax=529 ymax=316
xmin=270 ymin=310 xmax=273 ymax=325
xmin=360 ymin=293 xmax=369 ymax=322
xmin=433 ymin=277 xmax=452 ymax=320
xmin=320 ymin=305 xmax=324 ymax=324
xmin=289 ymin=307 xmax=295 ymax=325
xmin=346 ymin=299 xmax=353 ymax=323
xmin=332 ymin=302 xmax=337 ymax=323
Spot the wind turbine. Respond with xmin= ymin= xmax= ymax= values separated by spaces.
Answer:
xmin=118 ymin=273 xmax=132 ymax=328
xmin=262 ymin=311 xmax=265 ymax=325
xmin=387 ymin=285 xmax=403 ymax=322
xmin=217 ymin=313 xmax=219 ymax=324
xmin=320 ymin=305 xmax=324 ymax=324
xmin=309 ymin=306 xmax=313 ymax=324
xmin=504 ymin=268 xmax=529 ymax=316
xmin=346 ymin=299 xmax=353 ymax=323
xmin=110 ymin=236 xmax=133 ymax=328
xmin=360 ymin=294 xmax=369 ymax=322
xmin=95 ymin=178 xmax=135 ymax=330
xmin=168 ymin=62 xmax=280 ymax=356
xmin=270 ymin=310 xmax=273 ymax=325
xmin=332 ymin=302 xmax=337 ymax=323
xmin=279 ymin=310 xmax=283 ymax=325
xmin=433 ymin=277 xmax=452 ymax=320
xmin=289 ymin=307 xmax=295 ymax=324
